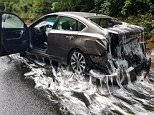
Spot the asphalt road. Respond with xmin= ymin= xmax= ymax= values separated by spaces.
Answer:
xmin=0 ymin=56 xmax=56 ymax=115
xmin=0 ymin=54 xmax=153 ymax=115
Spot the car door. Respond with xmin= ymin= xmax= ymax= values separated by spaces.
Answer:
xmin=0 ymin=12 xmax=28 ymax=56
xmin=47 ymin=16 xmax=79 ymax=59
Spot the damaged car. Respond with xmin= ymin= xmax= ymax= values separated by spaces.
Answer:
xmin=0 ymin=12 xmax=151 ymax=84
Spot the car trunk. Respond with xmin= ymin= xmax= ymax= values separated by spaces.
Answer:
xmin=104 ymin=30 xmax=150 ymax=84
xmin=109 ymin=31 xmax=145 ymax=66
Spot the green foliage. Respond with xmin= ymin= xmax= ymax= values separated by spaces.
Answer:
xmin=122 ymin=13 xmax=154 ymax=35
xmin=121 ymin=0 xmax=154 ymax=16
xmin=0 ymin=0 xmax=54 ymax=21
xmin=52 ymin=0 xmax=95 ymax=12
xmin=0 ymin=0 xmax=153 ymax=35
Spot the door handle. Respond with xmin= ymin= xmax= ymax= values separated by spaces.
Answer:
xmin=20 ymin=30 xmax=24 ymax=35
xmin=66 ymin=36 xmax=74 ymax=40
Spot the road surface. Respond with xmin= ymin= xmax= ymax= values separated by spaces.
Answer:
xmin=0 ymin=54 xmax=154 ymax=115
xmin=0 ymin=56 xmax=56 ymax=115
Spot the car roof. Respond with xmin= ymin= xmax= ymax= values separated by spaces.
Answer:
xmin=51 ymin=12 xmax=111 ymax=19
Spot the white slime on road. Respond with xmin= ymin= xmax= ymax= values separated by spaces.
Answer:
xmin=8 ymin=54 xmax=154 ymax=115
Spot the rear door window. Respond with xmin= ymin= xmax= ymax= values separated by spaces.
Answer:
xmin=53 ymin=16 xmax=86 ymax=31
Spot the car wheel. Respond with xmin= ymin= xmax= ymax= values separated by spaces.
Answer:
xmin=69 ymin=50 xmax=90 ymax=74
xmin=20 ymin=51 xmax=26 ymax=57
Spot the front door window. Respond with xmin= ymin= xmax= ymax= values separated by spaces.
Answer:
xmin=2 ymin=14 xmax=24 ymax=28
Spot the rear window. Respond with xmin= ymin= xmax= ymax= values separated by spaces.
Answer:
xmin=90 ymin=18 xmax=122 ymax=28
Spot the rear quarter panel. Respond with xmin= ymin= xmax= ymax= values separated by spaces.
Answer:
xmin=69 ymin=32 xmax=107 ymax=56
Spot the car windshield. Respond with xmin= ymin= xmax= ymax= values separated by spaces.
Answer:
xmin=35 ymin=17 xmax=56 ymax=29
xmin=90 ymin=17 xmax=122 ymax=28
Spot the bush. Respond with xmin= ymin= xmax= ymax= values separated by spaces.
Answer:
xmin=120 ymin=13 xmax=154 ymax=36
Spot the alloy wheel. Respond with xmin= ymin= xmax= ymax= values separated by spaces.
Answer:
xmin=70 ymin=51 xmax=86 ymax=74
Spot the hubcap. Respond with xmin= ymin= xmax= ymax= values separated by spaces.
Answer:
xmin=70 ymin=52 xmax=86 ymax=74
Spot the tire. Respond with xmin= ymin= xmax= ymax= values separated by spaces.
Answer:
xmin=20 ymin=51 xmax=26 ymax=57
xmin=68 ymin=50 xmax=91 ymax=74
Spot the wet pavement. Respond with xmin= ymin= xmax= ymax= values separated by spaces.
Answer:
xmin=0 ymin=56 xmax=56 ymax=115
xmin=0 ymin=54 xmax=154 ymax=115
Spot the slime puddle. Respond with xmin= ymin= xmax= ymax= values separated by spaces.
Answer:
xmin=8 ymin=54 xmax=154 ymax=115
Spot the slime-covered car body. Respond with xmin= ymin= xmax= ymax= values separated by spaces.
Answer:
xmin=0 ymin=12 xmax=151 ymax=83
